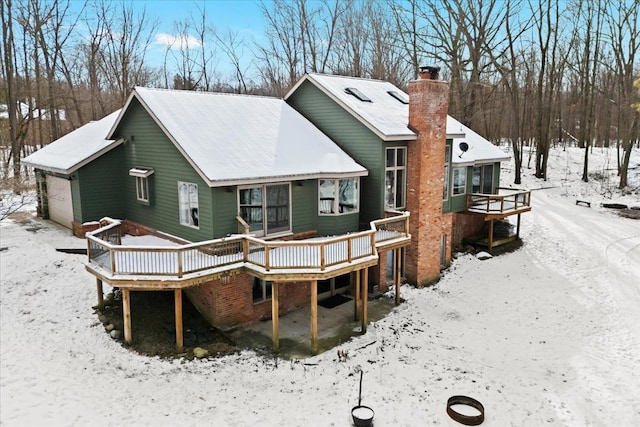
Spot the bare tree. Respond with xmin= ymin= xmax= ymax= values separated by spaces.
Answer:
xmin=1 ymin=0 xmax=21 ymax=179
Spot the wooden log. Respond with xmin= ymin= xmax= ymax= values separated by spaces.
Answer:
xmin=174 ymin=289 xmax=183 ymax=353
xmin=272 ymin=282 xmax=280 ymax=354
xmin=122 ymin=289 xmax=132 ymax=346
xmin=310 ymin=280 xmax=318 ymax=354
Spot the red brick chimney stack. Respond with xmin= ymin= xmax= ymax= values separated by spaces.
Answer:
xmin=405 ymin=66 xmax=452 ymax=286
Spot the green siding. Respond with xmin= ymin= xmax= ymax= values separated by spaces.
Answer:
xmin=288 ymin=81 xmax=398 ymax=227
xmin=74 ymin=146 xmax=126 ymax=223
xmin=113 ymin=99 xmax=214 ymax=242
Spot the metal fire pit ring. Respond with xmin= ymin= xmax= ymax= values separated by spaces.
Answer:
xmin=446 ymin=395 xmax=485 ymax=425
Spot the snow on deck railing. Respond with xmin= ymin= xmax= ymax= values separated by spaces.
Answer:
xmin=86 ymin=213 xmax=410 ymax=278
xmin=466 ymin=188 xmax=531 ymax=214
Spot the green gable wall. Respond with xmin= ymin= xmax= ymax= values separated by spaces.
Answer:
xmin=73 ymin=145 xmax=125 ymax=223
xmin=113 ymin=99 xmax=214 ymax=242
xmin=288 ymin=81 xmax=397 ymax=227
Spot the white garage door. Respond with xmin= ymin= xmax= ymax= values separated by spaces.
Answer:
xmin=46 ymin=175 xmax=74 ymax=228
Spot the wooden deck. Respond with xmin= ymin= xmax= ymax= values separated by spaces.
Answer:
xmin=466 ymin=187 xmax=531 ymax=218
xmin=465 ymin=188 xmax=531 ymax=252
xmin=85 ymin=212 xmax=411 ymax=288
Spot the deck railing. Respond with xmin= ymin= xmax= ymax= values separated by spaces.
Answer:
xmin=466 ymin=188 xmax=531 ymax=214
xmin=86 ymin=213 xmax=410 ymax=278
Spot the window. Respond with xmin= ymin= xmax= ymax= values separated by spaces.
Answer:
xmin=253 ymin=277 xmax=272 ymax=302
xmin=385 ymin=147 xmax=406 ymax=210
xmin=129 ymin=167 xmax=154 ymax=203
xmin=178 ymin=182 xmax=199 ymax=228
xmin=239 ymin=183 xmax=290 ymax=236
xmin=387 ymin=90 xmax=409 ymax=104
xmin=443 ymin=144 xmax=451 ymax=200
xmin=135 ymin=177 xmax=149 ymax=202
xmin=345 ymin=87 xmax=372 ymax=102
xmin=452 ymin=167 xmax=467 ymax=195
xmin=318 ymin=178 xmax=359 ymax=215
xmin=472 ymin=164 xmax=494 ymax=194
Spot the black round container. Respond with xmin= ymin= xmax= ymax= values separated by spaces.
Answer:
xmin=351 ymin=405 xmax=374 ymax=427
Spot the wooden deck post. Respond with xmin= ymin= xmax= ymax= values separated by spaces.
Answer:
xmin=122 ymin=289 xmax=132 ymax=346
xmin=174 ymin=289 xmax=183 ymax=353
xmin=395 ymin=249 xmax=401 ymax=306
xmin=488 ymin=219 xmax=495 ymax=253
xmin=272 ymin=282 xmax=280 ymax=354
xmin=516 ymin=213 xmax=522 ymax=238
xmin=310 ymin=280 xmax=318 ymax=354
xmin=361 ymin=268 xmax=368 ymax=333
xmin=354 ymin=270 xmax=361 ymax=321
xmin=96 ymin=278 xmax=104 ymax=309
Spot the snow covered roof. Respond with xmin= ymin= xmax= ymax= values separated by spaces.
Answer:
xmin=447 ymin=116 xmax=510 ymax=166
xmin=286 ymin=74 xmax=509 ymax=165
xmin=108 ymin=87 xmax=367 ymax=187
xmin=22 ymin=110 xmax=122 ymax=175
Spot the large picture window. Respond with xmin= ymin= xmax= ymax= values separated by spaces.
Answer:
xmin=239 ymin=183 xmax=290 ymax=236
xmin=385 ymin=147 xmax=406 ymax=210
xmin=318 ymin=178 xmax=359 ymax=215
xmin=178 ymin=182 xmax=199 ymax=228
xmin=452 ymin=167 xmax=467 ymax=195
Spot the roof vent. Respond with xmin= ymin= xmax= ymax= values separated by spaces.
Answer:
xmin=345 ymin=87 xmax=372 ymax=102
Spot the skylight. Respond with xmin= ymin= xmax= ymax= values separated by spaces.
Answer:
xmin=387 ymin=91 xmax=409 ymax=104
xmin=345 ymin=87 xmax=372 ymax=102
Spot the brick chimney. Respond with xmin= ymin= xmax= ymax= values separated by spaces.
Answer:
xmin=404 ymin=67 xmax=452 ymax=286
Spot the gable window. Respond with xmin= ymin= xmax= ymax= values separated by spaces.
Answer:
xmin=178 ymin=181 xmax=199 ymax=228
xmin=452 ymin=167 xmax=467 ymax=195
xmin=319 ymin=178 xmax=359 ymax=215
xmin=385 ymin=147 xmax=406 ymax=210
xmin=443 ymin=144 xmax=451 ymax=200
xmin=253 ymin=277 xmax=272 ymax=303
xmin=239 ymin=183 xmax=290 ymax=236
xmin=472 ymin=164 xmax=494 ymax=194
xmin=129 ymin=167 xmax=154 ymax=203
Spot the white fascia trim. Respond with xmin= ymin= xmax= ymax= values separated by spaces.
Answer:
xmin=207 ymin=171 xmax=368 ymax=188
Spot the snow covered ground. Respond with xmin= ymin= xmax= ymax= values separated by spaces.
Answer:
xmin=1 ymin=146 xmax=639 ymax=426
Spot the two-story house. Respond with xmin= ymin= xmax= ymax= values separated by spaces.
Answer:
xmin=24 ymin=70 xmax=530 ymax=353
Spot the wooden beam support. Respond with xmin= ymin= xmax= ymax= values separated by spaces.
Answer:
xmin=174 ymin=289 xmax=183 ymax=353
xmin=272 ymin=282 xmax=280 ymax=354
xmin=395 ymin=249 xmax=401 ymax=306
xmin=354 ymin=270 xmax=361 ymax=321
xmin=361 ymin=268 xmax=369 ymax=333
xmin=488 ymin=219 xmax=495 ymax=253
xmin=122 ymin=289 xmax=132 ymax=346
xmin=310 ymin=280 xmax=318 ymax=355
xmin=516 ymin=213 xmax=522 ymax=238
xmin=96 ymin=278 xmax=104 ymax=309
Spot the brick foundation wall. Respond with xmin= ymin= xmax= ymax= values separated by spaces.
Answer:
xmin=186 ymin=275 xmax=314 ymax=330
xmin=452 ymin=213 xmax=486 ymax=250
xmin=405 ymin=77 xmax=451 ymax=287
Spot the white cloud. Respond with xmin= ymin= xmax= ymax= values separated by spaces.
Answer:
xmin=155 ymin=33 xmax=203 ymax=50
